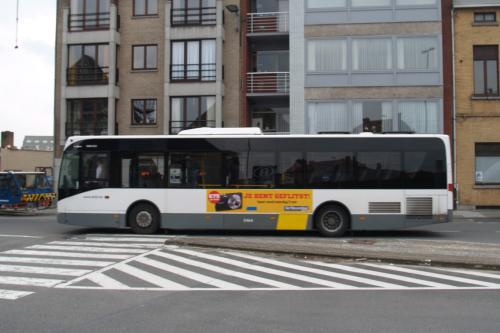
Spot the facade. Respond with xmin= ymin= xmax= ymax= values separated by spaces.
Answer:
xmin=1 ymin=132 xmax=53 ymax=172
xmin=454 ymin=0 xmax=500 ymax=208
xmin=22 ymin=136 xmax=54 ymax=151
xmin=54 ymin=0 xmax=241 ymax=167
xmin=240 ymin=0 xmax=453 ymax=136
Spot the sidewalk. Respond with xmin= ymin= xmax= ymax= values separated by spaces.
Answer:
xmin=453 ymin=209 xmax=500 ymax=220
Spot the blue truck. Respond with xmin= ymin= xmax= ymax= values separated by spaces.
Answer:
xmin=0 ymin=171 xmax=56 ymax=211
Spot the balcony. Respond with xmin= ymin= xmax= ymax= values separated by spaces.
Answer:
xmin=247 ymin=12 xmax=289 ymax=35
xmin=247 ymin=72 xmax=289 ymax=95
xmin=68 ymin=12 xmax=111 ymax=31
xmin=170 ymin=63 xmax=216 ymax=82
xmin=169 ymin=120 xmax=217 ymax=134
xmin=66 ymin=67 xmax=110 ymax=86
xmin=65 ymin=122 xmax=116 ymax=137
xmin=171 ymin=6 xmax=217 ymax=26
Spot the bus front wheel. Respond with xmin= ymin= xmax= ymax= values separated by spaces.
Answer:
xmin=315 ymin=205 xmax=349 ymax=237
xmin=128 ymin=203 xmax=160 ymax=234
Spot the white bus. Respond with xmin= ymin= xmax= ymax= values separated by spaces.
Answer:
xmin=57 ymin=128 xmax=453 ymax=237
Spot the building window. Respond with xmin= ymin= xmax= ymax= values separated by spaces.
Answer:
xmin=132 ymin=45 xmax=157 ymax=70
xmin=397 ymin=37 xmax=438 ymax=71
xmin=352 ymin=38 xmax=392 ymax=71
xmin=307 ymin=102 xmax=349 ymax=134
xmin=396 ymin=0 xmax=436 ymax=5
xmin=171 ymin=40 xmax=216 ymax=81
xmin=397 ymin=101 xmax=440 ymax=134
xmin=474 ymin=45 xmax=498 ymax=96
xmin=307 ymin=0 xmax=345 ymax=9
xmin=69 ymin=0 xmax=110 ymax=31
xmin=133 ymin=0 xmax=158 ymax=16
xmin=67 ymin=44 xmax=109 ymax=85
xmin=474 ymin=12 xmax=496 ymax=24
xmin=171 ymin=0 xmax=216 ymax=26
xmin=170 ymin=96 xmax=215 ymax=134
xmin=132 ymin=99 xmax=157 ymax=125
xmin=352 ymin=0 xmax=391 ymax=7
xmin=66 ymin=99 xmax=108 ymax=137
xmin=307 ymin=40 xmax=347 ymax=72
xmin=476 ymin=143 xmax=500 ymax=184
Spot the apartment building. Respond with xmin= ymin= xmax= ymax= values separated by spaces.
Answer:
xmin=454 ymin=0 xmax=500 ymax=208
xmin=54 ymin=0 xmax=241 ymax=167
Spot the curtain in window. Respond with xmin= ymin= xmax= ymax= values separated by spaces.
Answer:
xmin=397 ymin=37 xmax=438 ymax=70
xmin=201 ymin=40 xmax=216 ymax=81
xmin=353 ymin=39 xmax=392 ymax=71
xmin=307 ymin=40 xmax=347 ymax=72
xmin=352 ymin=102 xmax=363 ymax=133
xmin=307 ymin=103 xmax=349 ymax=134
xmin=307 ymin=0 xmax=345 ymax=8
xmin=187 ymin=41 xmax=200 ymax=79
xmin=396 ymin=0 xmax=436 ymax=5
xmin=70 ymin=0 xmax=84 ymax=14
xmin=352 ymin=0 xmax=391 ymax=7
xmin=382 ymin=102 xmax=393 ymax=132
xmin=398 ymin=101 xmax=439 ymax=133
xmin=202 ymin=96 xmax=216 ymax=122
xmin=172 ymin=42 xmax=184 ymax=79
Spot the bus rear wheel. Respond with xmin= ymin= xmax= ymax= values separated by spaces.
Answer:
xmin=128 ymin=203 xmax=160 ymax=234
xmin=315 ymin=205 xmax=349 ymax=237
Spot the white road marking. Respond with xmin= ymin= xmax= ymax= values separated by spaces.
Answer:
xmin=0 ymin=256 xmax=113 ymax=267
xmin=432 ymin=268 xmax=500 ymax=280
xmin=173 ymin=248 xmax=354 ymax=288
xmin=49 ymin=241 xmax=160 ymax=249
xmin=82 ymin=237 xmax=167 ymax=243
xmin=28 ymin=245 xmax=146 ymax=254
xmin=83 ymin=234 xmax=171 ymax=238
xmin=310 ymin=262 xmax=454 ymax=288
xmin=0 ymin=289 xmax=34 ymax=300
xmin=226 ymin=252 xmax=407 ymax=289
xmin=86 ymin=272 xmax=129 ymax=289
xmin=0 ymin=264 xmax=90 ymax=276
xmin=3 ymin=250 xmax=131 ymax=260
xmin=0 ymin=276 xmax=63 ymax=287
xmin=149 ymin=250 xmax=300 ymax=289
xmin=0 ymin=234 xmax=42 ymax=239
xmin=361 ymin=263 xmax=500 ymax=288
xmin=135 ymin=256 xmax=247 ymax=290
xmin=114 ymin=263 xmax=189 ymax=289
xmin=439 ymin=231 xmax=461 ymax=233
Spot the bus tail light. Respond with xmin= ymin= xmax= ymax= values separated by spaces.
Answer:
xmin=448 ymin=184 xmax=454 ymax=192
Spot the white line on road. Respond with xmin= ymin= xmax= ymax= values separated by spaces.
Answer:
xmin=49 ymin=241 xmax=161 ymax=249
xmin=0 ymin=256 xmax=113 ymax=267
xmin=135 ymin=256 xmax=247 ymax=290
xmin=28 ymin=245 xmax=147 ymax=254
xmin=432 ymin=267 xmax=500 ymax=280
xmin=86 ymin=273 xmax=129 ymax=289
xmin=0 ymin=234 xmax=43 ymax=239
xmin=0 ymin=276 xmax=64 ymax=287
xmin=3 ymin=250 xmax=132 ymax=260
xmin=81 ymin=237 xmax=167 ymax=243
xmin=0 ymin=264 xmax=91 ymax=276
xmin=361 ymin=263 xmax=500 ymax=288
xmin=114 ymin=262 xmax=189 ymax=289
xmin=0 ymin=289 xmax=34 ymax=300
xmin=226 ymin=252 xmax=407 ymax=289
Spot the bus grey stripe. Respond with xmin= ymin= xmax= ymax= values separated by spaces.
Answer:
xmin=173 ymin=249 xmax=354 ymax=288
xmin=28 ymin=245 xmax=146 ymax=254
xmin=154 ymin=250 xmax=299 ymax=289
xmin=0 ymin=276 xmax=64 ymax=287
xmin=309 ymin=262 xmax=454 ymax=288
xmin=3 ymin=250 xmax=131 ymax=260
xmin=0 ymin=256 xmax=113 ymax=267
xmin=0 ymin=289 xmax=34 ymax=300
xmin=135 ymin=256 xmax=246 ymax=290
xmin=361 ymin=263 xmax=500 ymax=288
xmin=114 ymin=262 xmax=189 ymax=289
xmin=0 ymin=264 xmax=91 ymax=276
xmin=225 ymin=252 xmax=407 ymax=289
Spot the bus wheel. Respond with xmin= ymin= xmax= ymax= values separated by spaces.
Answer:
xmin=128 ymin=203 xmax=160 ymax=234
xmin=315 ymin=205 xmax=349 ymax=237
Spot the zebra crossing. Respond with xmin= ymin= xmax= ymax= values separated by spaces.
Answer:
xmin=1 ymin=233 xmax=500 ymax=300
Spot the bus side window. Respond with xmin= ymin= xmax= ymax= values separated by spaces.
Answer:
xmin=81 ymin=152 xmax=110 ymax=189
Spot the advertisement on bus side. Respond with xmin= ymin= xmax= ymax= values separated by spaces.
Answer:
xmin=206 ymin=190 xmax=313 ymax=214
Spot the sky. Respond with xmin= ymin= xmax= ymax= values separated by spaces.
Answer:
xmin=0 ymin=0 xmax=56 ymax=147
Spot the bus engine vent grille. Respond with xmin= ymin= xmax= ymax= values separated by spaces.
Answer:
xmin=369 ymin=202 xmax=401 ymax=214
xmin=406 ymin=197 xmax=433 ymax=216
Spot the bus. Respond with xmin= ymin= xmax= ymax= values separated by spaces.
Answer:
xmin=57 ymin=128 xmax=453 ymax=237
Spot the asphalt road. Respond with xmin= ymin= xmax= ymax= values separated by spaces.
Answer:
xmin=0 ymin=212 xmax=499 ymax=333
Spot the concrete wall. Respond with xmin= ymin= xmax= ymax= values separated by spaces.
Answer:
xmin=454 ymin=7 xmax=500 ymax=207
xmin=0 ymin=149 xmax=53 ymax=172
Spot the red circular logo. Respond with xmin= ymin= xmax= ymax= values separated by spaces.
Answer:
xmin=208 ymin=191 xmax=221 ymax=204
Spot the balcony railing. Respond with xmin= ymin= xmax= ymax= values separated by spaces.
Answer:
xmin=247 ymin=72 xmax=289 ymax=95
xmin=170 ymin=120 xmax=217 ymax=134
xmin=68 ymin=12 xmax=111 ymax=31
xmin=247 ymin=12 xmax=289 ymax=34
xmin=171 ymin=7 xmax=217 ymax=26
xmin=65 ymin=122 xmax=113 ymax=137
xmin=66 ymin=66 xmax=109 ymax=86
xmin=170 ymin=63 xmax=216 ymax=82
